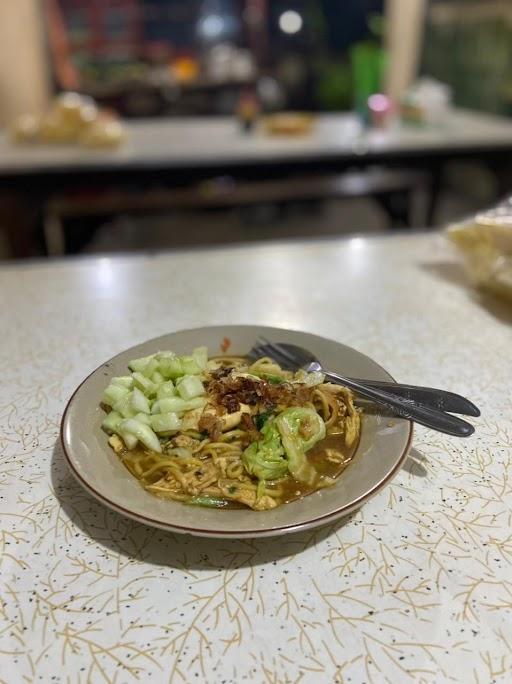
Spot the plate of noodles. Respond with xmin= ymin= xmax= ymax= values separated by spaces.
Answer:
xmin=61 ymin=326 xmax=412 ymax=538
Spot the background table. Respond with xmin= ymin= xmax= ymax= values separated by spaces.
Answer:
xmin=1 ymin=233 xmax=511 ymax=683
xmin=2 ymin=109 xmax=512 ymax=257
xmin=2 ymin=110 xmax=512 ymax=178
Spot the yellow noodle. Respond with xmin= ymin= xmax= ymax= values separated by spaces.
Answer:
xmin=220 ymin=429 xmax=246 ymax=442
xmin=112 ymin=354 xmax=361 ymax=511
xmin=248 ymin=357 xmax=292 ymax=379
xmin=212 ymin=355 xmax=247 ymax=367
xmin=225 ymin=461 xmax=245 ymax=479
xmin=141 ymin=460 xmax=188 ymax=484
xmin=312 ymin=387 xmax=339 ymax=428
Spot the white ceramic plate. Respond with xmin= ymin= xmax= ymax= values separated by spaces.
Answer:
xmin=61 ymin=326 xmax=412 ymax=538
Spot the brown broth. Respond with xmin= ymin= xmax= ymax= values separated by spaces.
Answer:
xmin=277 ymin=431 xmax=359 ymax=504
xmin=118 ymin=430 xmax=359 ymax=510
xmin=208 ymin=355 xmax=361 ymax=506
xmin=190 ymin=430 xmax=358 ymax=509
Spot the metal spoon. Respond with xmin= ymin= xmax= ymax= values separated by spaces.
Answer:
xmin=259 ymin=342 xmax=480 ymax=416
xmin=251 ymin=339 xmax=477 ymax=438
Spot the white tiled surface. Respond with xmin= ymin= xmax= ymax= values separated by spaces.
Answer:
xmin=1 ymin=233 xmax=511 ymax=683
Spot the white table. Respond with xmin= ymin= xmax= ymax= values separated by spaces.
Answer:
xmin=2 ymin=108 xmax=512 ymax=259
xmin=1 ymin=233 xmax=511 ymax=683
xmin=1 ymin=109 xmax=512 ymax=175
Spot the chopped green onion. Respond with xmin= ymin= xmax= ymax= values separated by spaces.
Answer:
xmin=187 ymin=495 xmax=230 ymax=508
xmin=255 ymin=411 xmax=272 ymax=431
xmin=255 ymin=372 xmax=284 ymax=384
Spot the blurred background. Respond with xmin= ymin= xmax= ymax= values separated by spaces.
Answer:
xmin=1 ymin=0 xmax=512 ymax=259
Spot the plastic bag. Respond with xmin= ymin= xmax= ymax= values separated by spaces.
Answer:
xmin=447 ymin=198 xmax=512 ymax=301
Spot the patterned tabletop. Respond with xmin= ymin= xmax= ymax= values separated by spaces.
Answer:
xmin=1 ymin=233 xmax=511 ymax=684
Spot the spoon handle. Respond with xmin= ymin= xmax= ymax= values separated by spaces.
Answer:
xmin=323 ymin=370 xmax=474 ymax=438
xmin=347 ymin=379 xmax=480 ymax=417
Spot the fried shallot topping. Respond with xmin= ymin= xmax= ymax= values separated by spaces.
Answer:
xmin=207 ymin=374 xmax=312 ymax=414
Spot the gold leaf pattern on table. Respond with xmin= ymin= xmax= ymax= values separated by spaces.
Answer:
xmin=1 ymin=234 xmax=511 ymax=683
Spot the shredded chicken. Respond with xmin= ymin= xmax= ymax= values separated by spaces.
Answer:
xmin=108 ymin=434 xmax=124 ymax=454
xmin=180 ymin=407 xmax=204 ymax=431
xmin=169 ymin=434 xmax=201 ymax=451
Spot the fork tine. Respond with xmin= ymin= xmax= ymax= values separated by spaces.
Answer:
xmin=256 ymin=337 xmax=298 ymax=369
xmin=247 ymin=341 xmax=264 ymax=361
xmin=260 ymin=338 xmax=299 ymax=366
xmin=248 ymin=339 xmax=275 ymax=361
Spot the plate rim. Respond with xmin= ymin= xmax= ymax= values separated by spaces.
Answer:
xmin=60 ymin=325 xmax=413 ymax=538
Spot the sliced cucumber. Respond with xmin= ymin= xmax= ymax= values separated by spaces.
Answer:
xmin=156 ymin=380 xmax=176 ymax=400
xmin=104 ymin=348 xmax=211 ymax=449
xmin=132 ymin=372 xmax=156 ymax=397
xmin=181 ymin=356 xmax=202 ymax=375
xmin=101 ymin=410 xmax=122 ymax=434
xmin=102 ymin=384 xmax=129 ymax=408
xmin=158 ymin=356 xmax=183 ymax=379
xmin=111 ymin=376 xmax=134 ymax=389
xmin=141 ymin=357 xmax=159 ymax=379
xmin=113 ymin=392 xmax=136 ymax=418
xmin=150 ymin=412 xmax=182 ymax=433
xmin=152 ymin=396 xmax=206 ymax=415
xmin=151 ymin=370 xmax=164 ymax=385
xmin=120 ymin=418 xmax=161 ymax=453
xmin=177 ymin=375 xmax=205 ymax=400
xmin=134 ymin=412 xmax=151 ymax=426
xmin=119 ymin=430 xmax=138 ymax=450
xmin=128 ymin=355 xmax=155 ymax=373
xmin=131 ymin=387 xmax=151 ymax=414
xmin=192 ymin=346 xmax=208 ymax=371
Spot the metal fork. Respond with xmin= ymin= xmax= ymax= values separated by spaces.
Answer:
xmin=249 ymin=337 xmax=477 ymax=438
xmin=249 ymin=340 xmax=479 ymax=416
